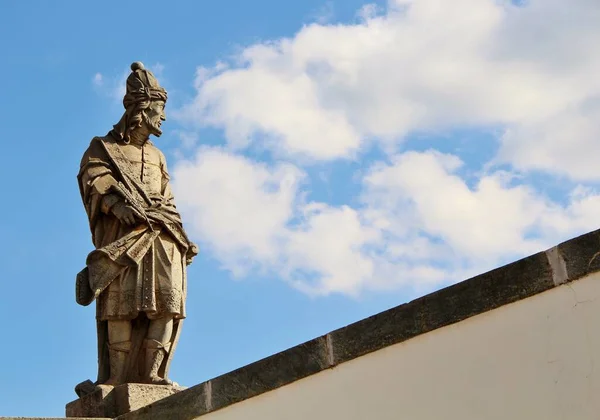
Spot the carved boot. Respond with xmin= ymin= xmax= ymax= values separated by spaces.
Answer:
xmin=103 ymin=340 xmax=131 ymax=386
xmin=144 ymin=339 xmax=173 ymax=385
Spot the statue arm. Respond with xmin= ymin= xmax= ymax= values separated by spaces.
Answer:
xmin=80 ymin=159 xmax=140 ymax=225
xmin=158 ymin=152 xmax=199 ymax=264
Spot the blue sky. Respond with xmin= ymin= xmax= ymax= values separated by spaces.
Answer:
xmin=1 ymin=0 xmax=600 ymax=417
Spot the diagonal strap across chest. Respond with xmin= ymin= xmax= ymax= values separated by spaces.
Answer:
xmin=100 ymin=138 xmax=154 ymax=207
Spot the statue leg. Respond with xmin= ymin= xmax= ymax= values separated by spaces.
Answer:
xmin=103 ymin=320 xmax=132 ymax=386
xmin=143 ymin=316 xmax=174 ymax=385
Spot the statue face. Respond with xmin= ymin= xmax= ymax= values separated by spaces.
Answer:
xmin=143 ymin=100 xmax=166 ymax=137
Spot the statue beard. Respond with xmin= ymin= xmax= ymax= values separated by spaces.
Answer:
xmin=143 ymin=111 xmax=163 ymax=137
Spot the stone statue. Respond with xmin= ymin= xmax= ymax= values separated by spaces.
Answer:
xmin=75 ymin=62 xmax=198 ymax=394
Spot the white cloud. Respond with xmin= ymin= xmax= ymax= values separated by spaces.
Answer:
xmin=170 ymin=0 xmax=600 ymax=297
xmin=496 ymin=104 xmax=600 ymax=181
xmin=176 ymin=0 xmax=600 ymax=179
xmin=172 ymin=148 xmax=600 ymax=297
xmin=362 ymin=151 xmax=549 ymax=262
xmin=172 ymin=148 xmax=381 ymax=295
xmin=172 ymin=147 xmax=304 ymax=275
xmin=284 ymin=204 xmax=380 ymax=295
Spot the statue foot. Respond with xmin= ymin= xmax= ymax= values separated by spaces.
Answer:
xmin=95 ymin=383 xmax=116 ymax=393
xmin=145 ymin=375 xmax=175 ymax=386
xmin=95 ymin=378 xmax=119 ymax=390
xmin=144 ymin=341 xmax=178 ymax=386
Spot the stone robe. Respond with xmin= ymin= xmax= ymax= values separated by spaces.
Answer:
xmin=77 ymin=133 xmax=190 ymax=383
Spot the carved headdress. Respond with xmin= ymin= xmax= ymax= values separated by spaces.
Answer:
xmin=111 ymin=62 xmax=168 ymax=143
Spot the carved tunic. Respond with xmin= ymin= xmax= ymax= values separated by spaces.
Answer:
xmin=79 ymin=136 xmax=186 ymax=321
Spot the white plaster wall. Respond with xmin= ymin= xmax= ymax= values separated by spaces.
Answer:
xmin=201 ymin=271 xmax=600 ymax=420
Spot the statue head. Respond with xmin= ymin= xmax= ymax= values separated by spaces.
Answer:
xmin=111 ymin=62 xmax=168 ymax=143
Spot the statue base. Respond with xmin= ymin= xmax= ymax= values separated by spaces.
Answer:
xmin=65 ymin=383 xmax=185 ymax=418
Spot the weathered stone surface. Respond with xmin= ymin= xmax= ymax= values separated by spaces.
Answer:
xmin=116 ymin=383 xmax=185 ymax=414
xmin=116 ymin=382 xmax=209 ymax=420
xmin=66 ymin=385 xmax=116 ymax=418
xmin=66 ymin=383 xmax=184 ymax=418
xmin=557 ymin=228 xmax=600 ymax=281
xmin=0 ymin=418 xmax=110 ymax=420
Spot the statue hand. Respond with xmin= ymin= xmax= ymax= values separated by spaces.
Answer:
xmin=112 ymin=201 xmax=143 ymax=226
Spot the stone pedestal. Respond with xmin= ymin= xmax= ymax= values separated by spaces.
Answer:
xmin=65 ymin=383 xmax=184 ymax=418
